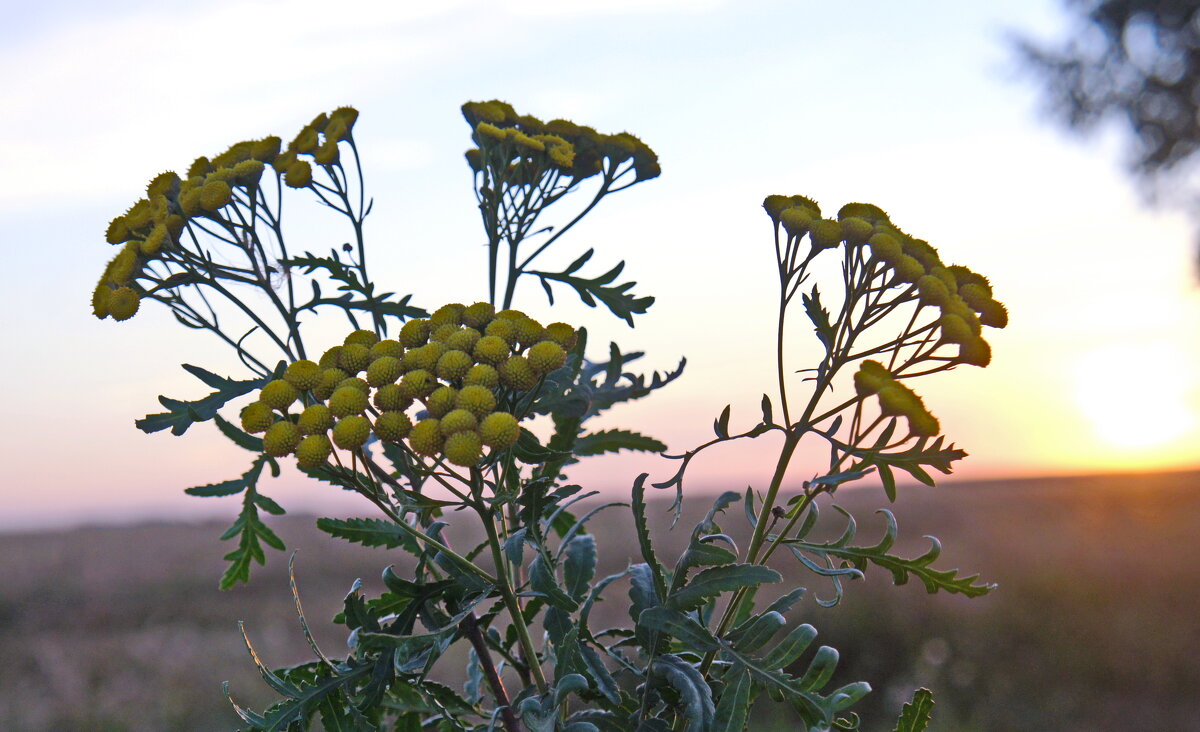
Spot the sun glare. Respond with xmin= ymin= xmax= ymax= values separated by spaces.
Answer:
xmin=1074 ymin=341 xmax=1196 ymax=451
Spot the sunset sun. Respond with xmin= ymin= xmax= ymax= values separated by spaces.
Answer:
xmin=1074 ymin=341 xmax=1196 ymax=451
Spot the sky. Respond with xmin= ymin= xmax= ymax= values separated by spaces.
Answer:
xmin=2 ymin=0 xmax=1198 ymax=531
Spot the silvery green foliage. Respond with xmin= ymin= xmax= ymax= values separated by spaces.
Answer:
xmin=106 ymin=101 xmax=995 ymax=731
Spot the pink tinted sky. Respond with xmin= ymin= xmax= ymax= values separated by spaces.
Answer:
xmin=3 ymin=0 xmax=1198 ymax=530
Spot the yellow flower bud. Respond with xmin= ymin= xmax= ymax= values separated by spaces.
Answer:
xmin=188 ymin=156 xmax=212 ymax=179
xmin=840 ymin=217 xmax=874 ymax=246
xmin=958 ymin=283 xmax=990 ymax=312
xmin=779 ymin=207 xmax=813 ymax=238
xmin=284 ymin=360 xmax=322 ymax=390
xmin=473 ymin=335 xmax=511 ymax=365
xmin=124 ymin=198 xmax=152 ymax=232
xmin=456 ymin=384 xmax=497 ymax=417
xmin=463 ymin=363 xmax=499 ymax=389
xmin=146 ymin=171 xmax=181 ymax=200
xmin=443 ymin=430 xmax=483 ymax=467
xmin=199 ymin=180 xmax=232 ymax=211
xmin=314 ymin=139 xmax=340 ymax=166
xmin=398 ymin=369 xmax=436 ymax=399
xmin=284 ymin=160 xmax=313 ymax=188
xmin=513 ymin=318 xmax=544 ymax=348
xmin=251 ymin=136 xmax=282 ymax=163
xmin=894 ymin=254 xmax=925 ymax=283
xmin=139 ymin=225 xmax=167 ymax=256
xmin=430 ymin=323 xmax=460 ymax=343
xmin=440 ymin=409 xmax=478 ymax=436
xmin=292 ymin=125 xmax=319 ymax=154
xmin=903 ymin=238 xmax=942 ymax=271
xmin=232 ymin=159 xmax=265 ymax=187
xmin=938 ymin=313 xmax=972 ymax=346
xmin=264 ymin=421 xmax=301 ymax=457
xmin=92 ymin=283 xmax=112 ymax=319
xmin=498 ymin=355 xmax=537 ymax=391
xmin=809 ymin=219 xmax=843 ymax=250
xmin=328 ymin=386 xmax=368 ymax=417
xmin=313 ymin=368 xmax=347 ymax=400
xmin=978 ymin=299 xmax=1008 ymax=329
xmin=527 ymin=341 xmax=566 ymax=374
xmin=958 ymin=337 xmax=992 ymax=367
xmin=427 ymin=386 xmax=458 ymax=418
xmin=297 ymin=403 xmax=334 ymax=435
xmin=373 ymin=383 xmax=412 ymax=412
xmin=479 ymin=411 xmax=519 ymax=449
xmin=336 ymin=376 xmax=370 ymax=394
xmin=400 ymin=318 xmax=431 ymax=348
xmin=332 ymin=415 xmax=371 ymax=450
xmin=763 ymin=195 xmax=792 ymax=221
xmin=366 ymin=356 xmax=403 ymax=387
xmin=429 ymin=303 xmax=465 ymax=328
xmin=408 ymin=418 xmax=443 ymax=456
xmin=485 ymin=318 xmax=518 ymax=345
xmin=240 ymin=401 xmax=275 ymax=433
xmin=108 ymin=286 xmax=140 ymax=321
xmin=512 ymin=130 xmax=546 ymax=153
xmin=260 ymin=379 xmax=299 ymax=410
xmin=370 ymin=339 xmax=405 ymax=360
xmin=374 ymin=411 xmax=412 ymax=443
xmin=853 ymin=360 xmax=892 ymax=397
xmin=916 ymin=275 xmax=950 ymax=307
xmin=476 ymin=122 xmax=507 ymax=143
xmin=105 ymin=215 xmax=130 ymax=244
xmin=543 ymin=322 xmax=578 ymax=350
xmin=296 ymin=434 xmax=333 ymax=470
xmin=338 ymin=344 xmax=371 ymax=373
xmin=445 ymin=327 xmax=482 ymax=353
xmin=837 ymin=202 xmax=889 ymax=223
xmin=342 ymin=329 xmax=377 ymax=347
xmin=436 ymin=350 xmax=473 ymax=381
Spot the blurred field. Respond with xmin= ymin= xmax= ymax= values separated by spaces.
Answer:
xmin=1 ymin=469 xmax=1197 ymax=731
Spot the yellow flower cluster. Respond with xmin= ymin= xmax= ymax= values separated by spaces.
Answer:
xmin=92 ymin=107 xmax=359 ymax=323
xmin=239 ymin=303 xmax=578 ymax=469
xmin=764 ymin=196 xmax=1007 ymax=368
xmin=853 ymin=360 xmax=940 ymax=437
xmin=462 ymin=100 xmax=660 ymax=183
xmin=272 ymin=106 xmax=359 ymax=188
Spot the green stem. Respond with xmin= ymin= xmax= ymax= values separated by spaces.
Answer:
xmin=481 ymin=505 xmax=548 ymax=693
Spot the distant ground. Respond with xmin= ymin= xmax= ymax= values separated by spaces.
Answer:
xmin=1 ymin=470 xmax=1197 ymax=731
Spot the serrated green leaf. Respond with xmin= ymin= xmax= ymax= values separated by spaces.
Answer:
xmin=784 ymin=510 xmax=995 ymax=597
xmin=215 ymin=413 xmax=264 ymax=452
xmin=564 ymin=534 xmax=597 ymax=602
xmin=136 ymin=365 xmax=268 ymax=436
xmin=316 ymin=517 xmax=419 ymax=552
xmin=638 ymin=606 xmax=720 ymax=652
xmin=573 ymin=428 xmax=666 ymax=456
xmin=802 ymin=286 xmax=835 ymax=351
xmin=530 ymin=553 xmax=579 ymax=612
xmin=631 ymin=474 xmax=667 ymax=600
xmin=667 ymin=564 xmax=781 ymax=612
xmin=531 ymin=249 xmax=654 ymax=326
xmin=578 ymin=642 xmax=621 ymax=706
xmin=892 ymin=688 xmax=934 ymax=732
xmin=713 ymin=666 xmax=753 ymax=732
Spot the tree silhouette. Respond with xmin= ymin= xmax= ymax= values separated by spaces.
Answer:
xmin=1017 ymin=1 xmax=1200 ymax=271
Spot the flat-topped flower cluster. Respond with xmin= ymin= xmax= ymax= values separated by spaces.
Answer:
xmin=240 ymin=302 xmax=576 ymax=468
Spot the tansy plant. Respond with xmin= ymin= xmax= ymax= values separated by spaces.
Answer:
xmin=94 ymin=99 xmax=1004 ymax=731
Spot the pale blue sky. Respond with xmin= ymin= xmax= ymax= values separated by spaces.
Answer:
xmin=3 ymin=1 xmax=1197 ymax=530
